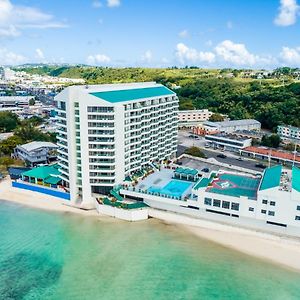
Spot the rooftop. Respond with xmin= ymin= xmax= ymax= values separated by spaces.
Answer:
xmin=243 ymin=146 xmax=300 ymax=163
xmin=89 ymin=85 xmax=174 ymax=103
xmin=206 ymin=172 xmax=261 ymax=199
xmin=205 ymin=133 xmax=252 ymax=142
xmin=259 ymin=165 xmax=282 ymax=191
xmin=18 ymin=141 xmax=58 ymax=152
xmin=215 ymin=119 xmax=261 ymax=127
xmin=292 ymin=167 xmax=300 ymax=192
xmin=22 ymin=164 xmax=60 ymax=179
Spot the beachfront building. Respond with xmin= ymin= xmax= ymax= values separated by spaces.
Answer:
xmin=14 ymin=141 xmax=58 ymax=166
xmin=178 ymin=109 xmax=213 ymax=128
xmin=55 ymin=82 xmax=178 ymax=207
xmin=119 ymin=165 xmax=300 ymax=236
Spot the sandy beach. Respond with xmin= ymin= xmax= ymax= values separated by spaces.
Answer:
xmin=1 ymin=177 xmax=300 ymax=272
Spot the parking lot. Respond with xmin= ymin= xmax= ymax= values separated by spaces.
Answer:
xmin=177 ymin=130 xmax=276 ymax=172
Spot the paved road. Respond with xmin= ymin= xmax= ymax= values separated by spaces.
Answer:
xmin=177 ymin=145 xmax=271 ymax=172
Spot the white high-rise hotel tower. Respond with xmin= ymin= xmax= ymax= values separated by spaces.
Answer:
xmin=55 ymin=82 xmax=178 ymax=207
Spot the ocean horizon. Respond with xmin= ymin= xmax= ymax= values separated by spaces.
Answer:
xmin=1 ymin=200 xmax=300 ymax=300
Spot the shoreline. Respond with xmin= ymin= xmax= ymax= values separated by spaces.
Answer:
xmin=1 ymin=178 xmax=300 ymax=272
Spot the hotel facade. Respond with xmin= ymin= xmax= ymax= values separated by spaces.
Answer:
xmin=55 ymin=82 xmax=178 ymax=207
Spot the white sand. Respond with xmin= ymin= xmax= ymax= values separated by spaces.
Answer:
xmin=0 ymin=178 xmax=99 ymax=217
xmin=1 ymin=178 xmax=300 ymax=272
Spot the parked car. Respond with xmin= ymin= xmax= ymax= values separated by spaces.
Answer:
xmin=205 ymin=143 xmax=210 ymax=148
xmin=217 ymin=154 xmax=227 ymax=159
xmin=255 ymin=163 xmax=267 ymax=169
xmin=201 ymin=167 xmax=209 ymax=173
xmin=236 ymin=157 xmax=244 ymax=161
xmin=188 ymin=134 xmax=199 ymax=139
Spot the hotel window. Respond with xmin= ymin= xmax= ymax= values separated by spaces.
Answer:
xmin=261 ymin=209 xmax=267 ymax=214
xmin=204 ymin=198 xmax=212 ymax=206
xmin=270 ymin=201 xmax=276 ymax=206
xmin=249 ymin=207 xmax=254 ymax=212
xmin=213 ymin=199 xmax=221 ymax=207
xmin=295 ymin=216 xmax=300 ymax=221
xmin=268 ymin=211 xmax=275 ymax=216
xmin=231 ymin=203 xmax=239 ymax=211
xmin=222 ymin=201 xmax=230 ymax=209
xmin=262 ymin=199 xmax=268 ymax=204
xmin=297 ymin=206 xmax=300 ymax=211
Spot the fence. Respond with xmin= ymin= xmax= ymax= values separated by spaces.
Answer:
xmin=12 ymin=181 xmax=70 ymax=200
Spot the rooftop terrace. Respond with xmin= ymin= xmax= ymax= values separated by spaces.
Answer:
xmin=205 ymin=173 xmax=261 ymax=199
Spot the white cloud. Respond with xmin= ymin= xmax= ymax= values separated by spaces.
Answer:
xmin=175 ymin=43 xmax=215 ymax=65
xmin=178 ymin=29 xmax=189 ymax=38
xmin=87 ymin=53 xmax=111 ymax=65
xmin=274 ymin=0 xmax=300 ymax=26
xmin=35 ymin=48 xmax=45 ymax=61
xmin=215 ymin=40 xmax=259 ymax=65
xmin=0 ymin=0 xmax=67 ymax=37
xmin=280 ymin=46 xmax=300 ymax=64
xmin=107 ymin=0 xmax=121 ymax=8
xmin=0 ymin=48 xmax=27 ymax=65
xmin=92 ymin=1 xmax=103 ymax=8
xmin=141 ymin=50 xmax=153 ymax=63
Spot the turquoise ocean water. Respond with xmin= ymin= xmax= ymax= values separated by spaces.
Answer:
xmin=1 ymin=200 xmax=300 ymax=300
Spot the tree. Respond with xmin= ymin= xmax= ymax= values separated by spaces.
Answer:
xmin=209 ymin=113 xmax=224 ymax=122
xmin=0 ymin=156 xmax=15 ymax=169
xmin=261 ymin=134 xmax=281 ymax=148
xmin=0 ymin=112 xmax=19 ymax=133
xmin=184 ymin=146 xmax=207 ymax=158
xmin=29 ymin=98 xmax=35 ymax=106
xmin=0 ymin=135 xmax=22 ymax=155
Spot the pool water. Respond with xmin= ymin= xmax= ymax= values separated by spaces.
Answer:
xmin=148 ymin=179 xmax=192 ymax=198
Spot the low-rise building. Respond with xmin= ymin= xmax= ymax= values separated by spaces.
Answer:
xmin=240 ymin=146 xmax=300 ymax=167
xmin=205 ymin=133 xmax=252 ymax=151
xmin=0 ymin=96 xmax=34 ymax=107
xmin=194 ymin=119 xmax=261 ymax=135
xmin=277 ymin=125 xmax=300 ymax=142
xmin=119 ymin=165 xmax=300 ymax=237
xmin=14 ymin=141 xmax=58 ymax=166
xmin=178 ymin=109 xmax=213 ymax=127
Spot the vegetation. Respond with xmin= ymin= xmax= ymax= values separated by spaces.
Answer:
xmin=0 ymin=112 xmax=20 ymax=132
xmin=184 ymin=146 xmax=207 ymax=158
xmin=14 ymin=66 xmax=300 ymax=130
xmin=261 ymin=134 xmax=281 ymax=148
xmin=0 ymin=119 xmax=56 ymax=156
xmin=209 ymin=113 xmax=225 ymax=122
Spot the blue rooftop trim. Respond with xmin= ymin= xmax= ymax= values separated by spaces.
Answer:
xmin=259 ymin=165 xmax=282 ymax=191
xmin=89 ymin=86 xmax=175 ymax=103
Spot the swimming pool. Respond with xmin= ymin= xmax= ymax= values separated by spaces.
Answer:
xmin=147 ymin=179 xmax=192 ymax=199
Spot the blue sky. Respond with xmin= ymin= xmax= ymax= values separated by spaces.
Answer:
xmin=1 ymin=0 xmax=300 ymax=68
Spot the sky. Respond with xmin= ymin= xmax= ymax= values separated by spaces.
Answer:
xmin=0 ymin=0 xmax=300 ymax=68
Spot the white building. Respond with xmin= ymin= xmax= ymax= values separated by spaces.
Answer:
xmin=120 ymin=165 xmax=300 ymax=237
xmin=205 ymin=133 xmax=252 ymax=151
xmin=277 ymin=125 xmax=300 ymax=142
xmin=0 ymin=96 xmax=34 ymax=107
xmin=55 ymin=82 xmax=178 ymax=207
xmin=178 ymin=109 xmax=213 ymax=127
xmin=14 ymin=141 xmax=58 ymax=166
xmin=194 ymin=119 xmax=261 ymax=135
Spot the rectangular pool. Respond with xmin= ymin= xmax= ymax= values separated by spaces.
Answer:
xmin=147 ymin=179 xmax=192 ymax=199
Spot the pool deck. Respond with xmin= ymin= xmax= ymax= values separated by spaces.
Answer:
xmin=135 ymin=169 xmax=195 ymax=200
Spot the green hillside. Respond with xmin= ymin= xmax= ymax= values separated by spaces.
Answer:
xmin=15 ymin=66 xmax=300 ymax=130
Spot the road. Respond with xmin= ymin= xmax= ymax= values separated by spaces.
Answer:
xmin=177 ymin=145 xmax=269 ymax=171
